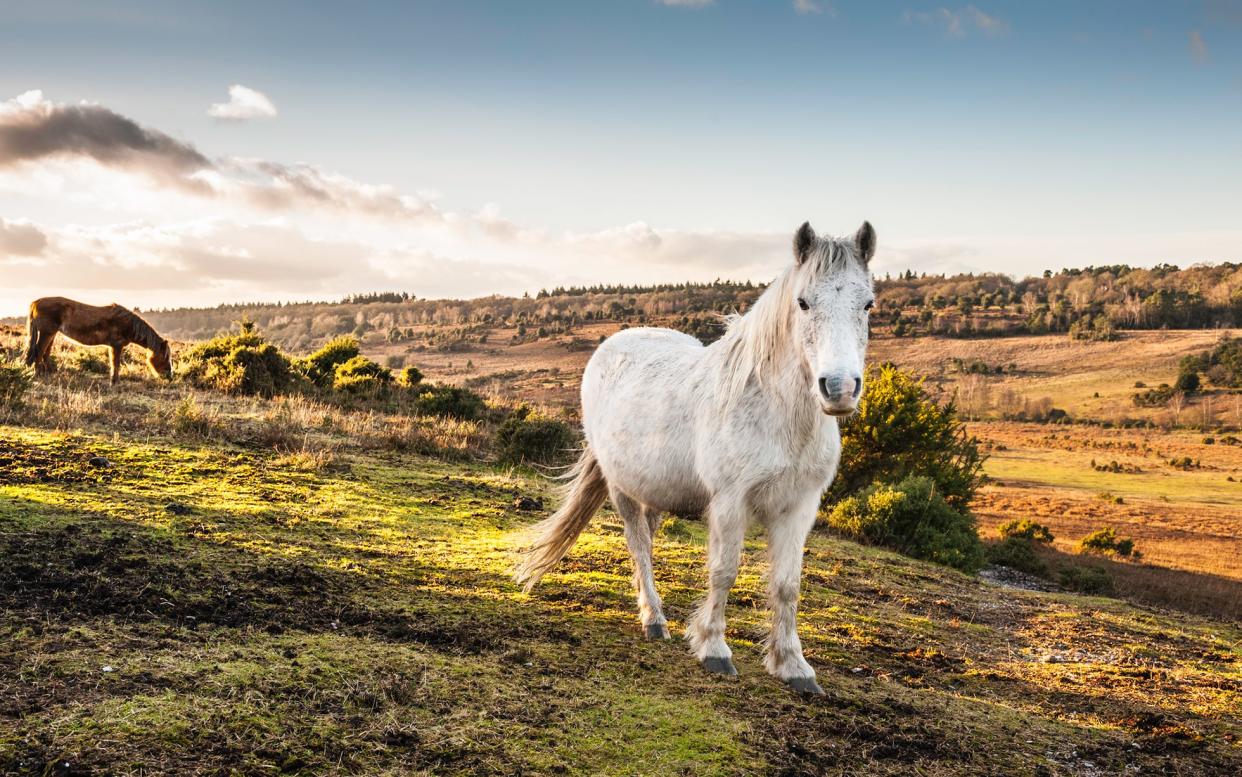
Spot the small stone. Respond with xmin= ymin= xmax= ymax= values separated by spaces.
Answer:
xmin=88 ymin=456 xmax=112 ymax=468
xmin=102 ymin=665 xmax=114 ymax=673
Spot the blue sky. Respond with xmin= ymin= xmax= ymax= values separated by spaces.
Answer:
xmin=1 ymin=1 xmax=1240 ymax=308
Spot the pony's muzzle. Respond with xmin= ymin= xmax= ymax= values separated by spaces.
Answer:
xmin=818 ymin=374 xmax=861 ymax=414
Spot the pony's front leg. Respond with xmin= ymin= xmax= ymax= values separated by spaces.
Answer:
xmin=764 ymin=495 xmax=823 ymax=694
xmin=108 ymin=344 xmax=123 ymax=384
xmin=689 ymin=497 xmax=747 ymax=676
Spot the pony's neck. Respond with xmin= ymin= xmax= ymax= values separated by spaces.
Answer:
xmin=718 ymin=267 xmax=820 ymax=425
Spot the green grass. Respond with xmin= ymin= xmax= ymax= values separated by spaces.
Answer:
xmin=984 ymin=448 xmax=1241 ymax=507
xmin=2 ymin=424 xmax=1240 ymax=775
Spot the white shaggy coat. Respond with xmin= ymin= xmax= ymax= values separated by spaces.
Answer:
xmin=517 ymin=221 xmax=876 ymax=693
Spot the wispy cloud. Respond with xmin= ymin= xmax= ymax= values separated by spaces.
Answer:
xmin=793 ymin=0 xmax=833 ymax=15
xmin=1188 ymin=30 xmax=1209 ymax=64
xmin=207 ymin=84 xmax=278 ymax=121
xmin=903 ymin=5 xmax=1009 ymax=38
xmin=0 ymin=216 xmax=47 ymax=257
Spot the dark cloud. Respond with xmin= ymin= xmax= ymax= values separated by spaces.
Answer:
xmin=0 ymin=217 xmax=47 ymax=256
xmin=0 ymin=91 xmax=212 ymax=190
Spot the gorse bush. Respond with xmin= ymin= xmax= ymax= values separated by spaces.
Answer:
xmin=0 ymin=362 xmax=33 ymax=407
xmin=180 ymin=322 xmax=297 ymax=397
xmin=412 ymin=384 xmax=487 ymax=421
xmin=300 ymin=336 xmax=361 ymax=388
xmin=332 ymin=355 xmax=392 ymax=395
xmin=830 ymin=364 xmax=985 ymax=511
xmin=1078 ymin=527 xmax=1139 ymax=559
xmin=495 ymin=405 xmax=578 ymax=466
xmin=397 ymin=366 xmax=424 ymax=388
xmin=825 ymin=476 xmax=985 ymax=573
xmin=1058 ymin=565 xmax=1113 ymax=594
xmin=997 ymin=518 xmax=1054 ymax=544
xmin=985 ymin=536 xmax=1047 ymax=576
xmin=71 ymin=349 xmax=110 ymax=375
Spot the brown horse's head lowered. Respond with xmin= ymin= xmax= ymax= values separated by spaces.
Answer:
xmin=26 ymin=297 xmax=174 ymax=384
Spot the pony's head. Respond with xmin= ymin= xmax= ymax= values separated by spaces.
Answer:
xmin=789 ymin=221 xmax=876 ymax=416
xmin=149 ymin=339 xmax=173 ymax=380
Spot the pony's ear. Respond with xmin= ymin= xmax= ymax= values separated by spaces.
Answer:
xmin=854 ymin=221 xmax=876 ymax=265
xmin=793 ymin=222 xmax=816 ymax=264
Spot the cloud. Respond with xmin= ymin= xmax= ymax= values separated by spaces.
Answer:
xmin=656 ymin=0 xmax=714 ymax=8
xmin=903 ymin=5 xmax=1009 ymax=37
xmin=793 ymin=0 xmax=832 ymax=15
xmin=207 ymin=84 xmax=278 ymax=121
xmin=0 ymin=217 xmax=47 ymax=256
xmin=0 ymin=90 xmax=212 ymax=191
xmin=1189 ymin=30 xmax=1209 ymax=64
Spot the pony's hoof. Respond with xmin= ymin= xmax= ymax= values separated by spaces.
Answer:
xmin=701 ymin=656 xmax=737 ymax=676
xmin=785 ymin=676 xmax=824 ymax=695
xmin=645 ymin=623 xmax=671 ymax=640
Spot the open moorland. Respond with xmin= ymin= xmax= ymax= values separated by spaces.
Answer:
xmin=0 ymin=303 xmax=1239 ymax=774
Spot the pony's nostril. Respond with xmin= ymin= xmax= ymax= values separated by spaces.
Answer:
xmin=851 ymin=376 xmax=862 ymax=399
xmin=818 ymin=377 xmax=832 ymax=401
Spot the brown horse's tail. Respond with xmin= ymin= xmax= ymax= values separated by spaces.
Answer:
xmin=514 ymin=447 xmax=608 ymax=592
xmin=24 ymin=305 xmax=39 ymax=366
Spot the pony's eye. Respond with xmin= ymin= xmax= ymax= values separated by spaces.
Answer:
xmin=797 ymin=298 xmax=809 ymax=311
xmin=864 ymin=300 xmax=875 ymax=311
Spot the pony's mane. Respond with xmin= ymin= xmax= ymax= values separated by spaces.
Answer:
xmin=717 ymin=238 xmax=858 ymax=406
xmin=118 ymin=307 xmax=165 ymax=351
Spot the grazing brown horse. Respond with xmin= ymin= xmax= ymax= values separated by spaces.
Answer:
xmin=25 ymin=297 xmax=173 ymax=384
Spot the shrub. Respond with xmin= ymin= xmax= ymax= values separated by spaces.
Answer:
xmin=495 ymin=405 xmax=578 ymax=466
xmin=72 ymin=349 xmax=110 ymax=375
xmin=397 ymin=366 xmax=424 ymax=388
xmin=1174 ymin=369 xmax=1200 ymax=393
xmin=0 ymin=362 xmax=33 ymax=407
xmin=412 ymin=384 xmax=486 ymax=421
xmin=300 ymin=336 xmax=361 ymax=388
xmin=825 ymin=476 xmax=985 ymax=572
xmin=997 ymin=518 xmax=1054 ymax=544
xmin=829 ymin=364 xmax=985 ymax=511
xmin=332 ymin=355 xmax=392 ymax=395
xmin=181 ymin=323 xmax=296 ymax=397
xmin=985 ymin=537 xmax=1047 ymax=576
xmin=1078 ymin=527 xmax=1138 ymax=558
xmin=1058 ymin=565 xmax=1113 ymax=595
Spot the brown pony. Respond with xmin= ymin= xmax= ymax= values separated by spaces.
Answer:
xmin=25 ymin=297 xmax=173 ymax=384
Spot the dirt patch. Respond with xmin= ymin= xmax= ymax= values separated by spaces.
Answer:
xmin=0 ymin=438 xmax=118 ymax=485
xmin=0 ymin=520 xmax=566 ymax=658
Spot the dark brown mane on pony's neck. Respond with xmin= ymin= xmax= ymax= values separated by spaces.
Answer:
xmin=119 ymin=307 xmax=164 ymax=352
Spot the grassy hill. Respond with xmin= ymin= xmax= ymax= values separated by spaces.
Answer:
xmin=1 ymin=369 xmax=1240 ymax=775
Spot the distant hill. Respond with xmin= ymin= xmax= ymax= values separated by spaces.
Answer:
xmin=6 ymin=263 xmax=1239 ymax=354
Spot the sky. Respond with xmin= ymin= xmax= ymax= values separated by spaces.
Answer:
xmin=1 ymin=0 xmax=1240 ymax=311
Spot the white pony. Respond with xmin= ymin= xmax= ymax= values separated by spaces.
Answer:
xmin=516 ymin=221 xmax=876 ymax=694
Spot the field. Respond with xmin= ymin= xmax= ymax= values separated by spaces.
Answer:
xmin=1 ymin=325 xmax=1240 ymax=775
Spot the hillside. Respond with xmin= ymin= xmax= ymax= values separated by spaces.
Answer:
xmin=0 ymin=325 xmax=1239 ymax=774
xmin=2 ymin=393 xmax=1239 ymax=775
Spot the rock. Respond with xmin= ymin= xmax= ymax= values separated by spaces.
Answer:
xmin=513 ymin=495 xmax=543 ymax=511
xmin=87 ymin=456 xmax=112 ymax=468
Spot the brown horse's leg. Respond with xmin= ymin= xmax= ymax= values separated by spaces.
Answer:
xmin=109 ymin=344 xmax=123 ymax=384
xmin=34 ymin=328 xmax=57 ymax=373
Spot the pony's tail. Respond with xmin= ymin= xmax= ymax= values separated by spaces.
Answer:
xmin=514 ymin=447 xmax=608 ymax=592
xmin=24 ymin=308 xmax=39 ymax=366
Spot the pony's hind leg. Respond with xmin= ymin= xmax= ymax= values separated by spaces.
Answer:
xmin=689 ymin=495 xmax=746 ymax=676
xmin=613 ymin=488 xmax=669 ymax=639
xmin=34 ymin=328 xmax=56 ymax=373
